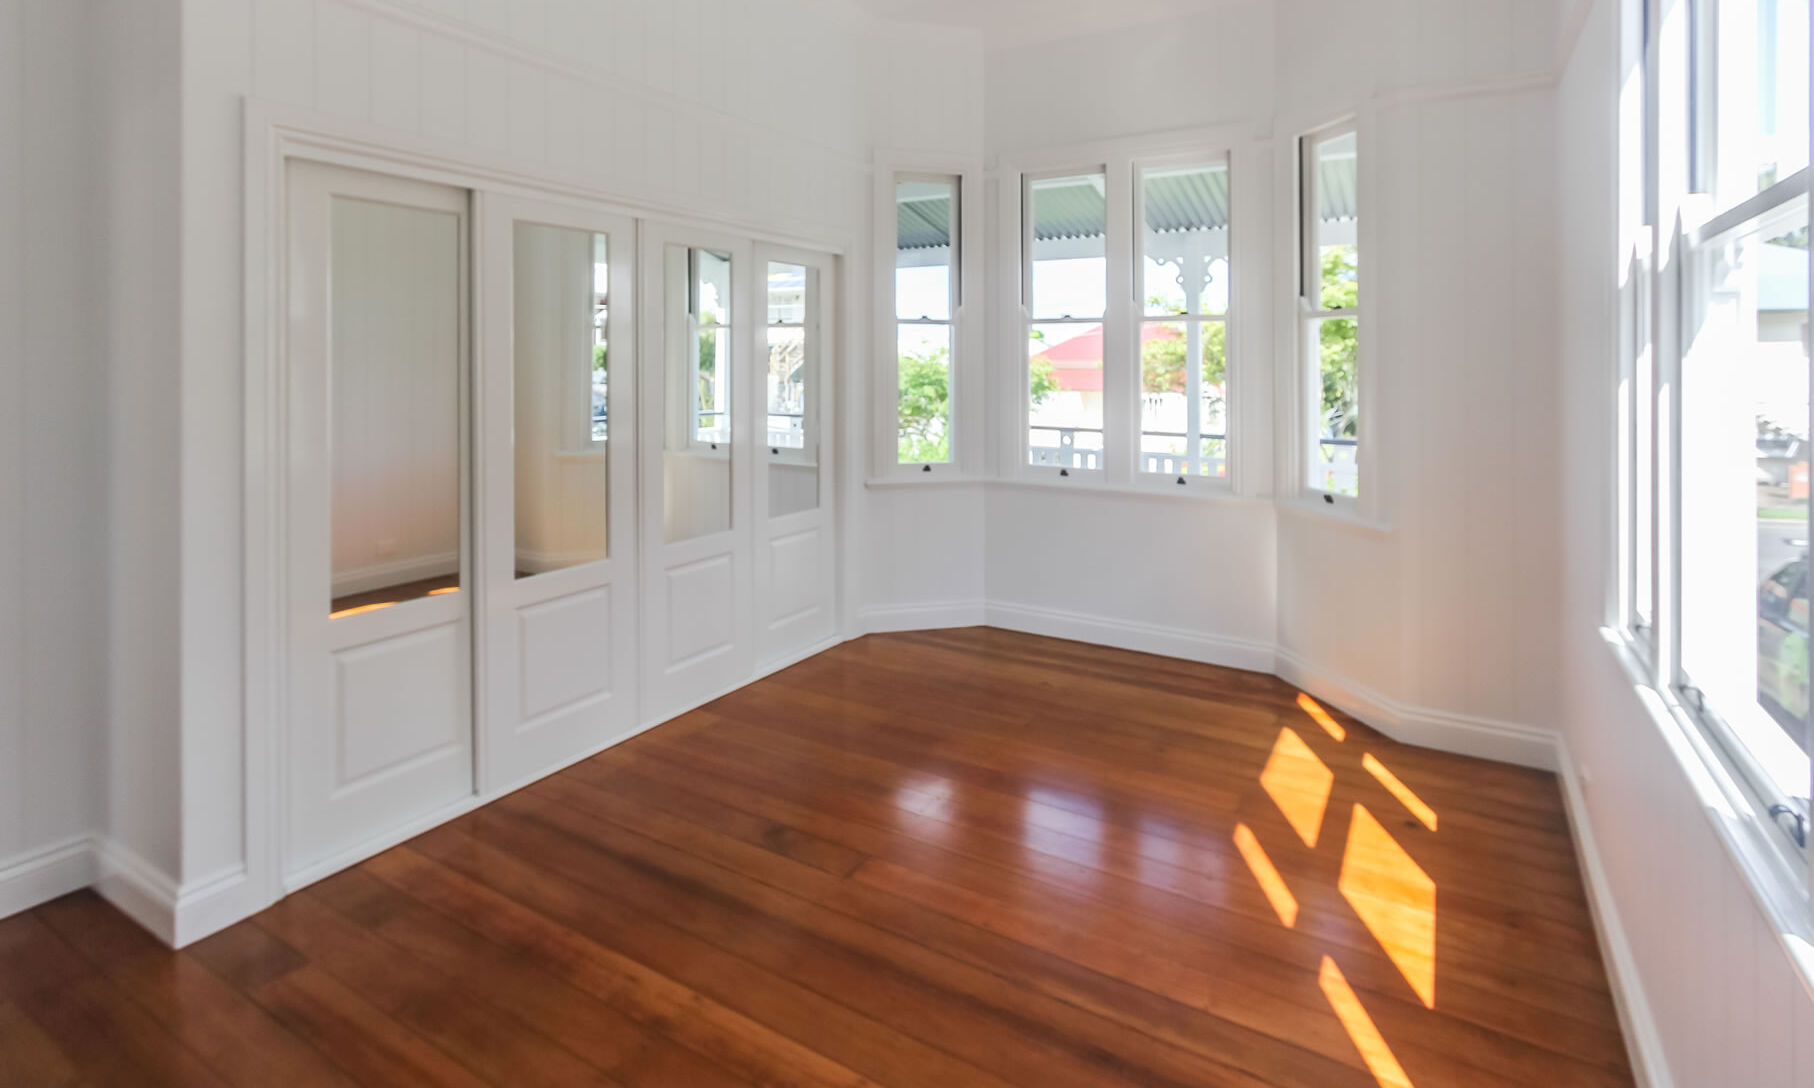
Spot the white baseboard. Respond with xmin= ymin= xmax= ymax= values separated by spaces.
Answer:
xmin=1556 ymin=743 xmax=1676 ymax=1088
xmin=1274 ymin=648 xmax=1560 ymax=770
xmin=983 ymin=599 xmax=1278 ymax=675
xmin=330 ymin=552 xmax=459 ymax=598
xmin=0 ymin=836 xmax=96 ymax=921
xmin=95 ymin=839 xmax=180 ymax=945
xmin=859 ymin=599 xmax=988 ymax=633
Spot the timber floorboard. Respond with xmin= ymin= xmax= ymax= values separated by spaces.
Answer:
xmin=0 ymin=628 xmax=1634 ymax=1087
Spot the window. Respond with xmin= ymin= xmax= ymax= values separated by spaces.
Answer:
xmin=691 ymin=248 xmax=731 ymax=449
xmin=1139 ymin=159 xmax=1231 ymax=481
xmin=1625 ymin=0 xmax=1813 ymax=869
xmin=1026 ymin=170 xmax=1108 ymax=472
xmin=1301 ymin=127 xmax=1360 ymax=497
xmin=895 ymin=176 xmax=957 ymax=466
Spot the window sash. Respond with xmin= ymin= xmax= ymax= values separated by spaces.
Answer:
xmin=893 ymin=173 xmax=961 ymax=469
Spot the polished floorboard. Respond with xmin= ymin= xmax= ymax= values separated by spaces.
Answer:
xmin=0 ymin=629 xmax=1634 ymax=1087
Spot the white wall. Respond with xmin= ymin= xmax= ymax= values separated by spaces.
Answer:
xmin=0 ymin=0 xmax=109 ymax=916
xmin=1557 ymin=0 xmax=1814 ymax=1083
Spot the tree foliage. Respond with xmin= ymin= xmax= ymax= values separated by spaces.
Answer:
xmin=1140 ymin=321 xmax=1226 ymax=395
xmin=1317 ymin=245 xmax=1359 ymax=439
xmin=897 ymin=348 xmax=951 ymax=462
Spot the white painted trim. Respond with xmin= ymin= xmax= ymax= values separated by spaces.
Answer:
xmin=94 ymin=838 xmax=180 ymax=946
xmin=1556 ymin=740 xmax=1678 ymax=1088
xmin=859 ymin=600 xmax=989 ymax=633
xmin=0 ymin=836 xmax=95 ymax=922
xmin=1274 ymin=647 xmax=1561 ymax=770
xmin=984 ymin=600 xmax=1278 ymax=675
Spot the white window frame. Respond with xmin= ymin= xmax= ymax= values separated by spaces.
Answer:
xmin=1131 ymin=151 xmax=1235 ymax=492
xmin=1617 ymin=0 xmax=1814 ymax=927
xmin=1020 ymin=164 xmax=1113 ymax=482
xmin=1297 ymin=121 xmax=1364 ymax=508
xmin=873 ymin=160 xmax=982 ymax=483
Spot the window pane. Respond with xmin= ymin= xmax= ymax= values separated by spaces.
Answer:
xmin=513 ymin=222 xmax=609 ymax=580
xmin=1716 ymin=0 xmax=1810 ymax=203
xmin=1680 ymin=203 xmax=1811 ymax=808
xmin=1142 ymin=161 xmax=1230 ymax=317
xmin=1314 ymin=132 xmax=1359 ymax=311
xmin=898 ymin=324 xmax=950 ymax=464
xmin=1139 ymin=320 xmax=1227 ymax=478
xmin=768 ymin=260 xmax=805 ymax=326
xmin=593 ymin=234 xmax=609 ymax=442
xmin=1030 ymin=172 xmax=1107 ymax=320
xmin=1029 ymin=322 xmax=1104 ymax=469
xmin=1311 ymin=316 xmax=1359 ymax=496
xmin=328 ymin=196 xmax=462 ymax=616
xmin=898 ymin=179 xmax=955 ymax=321
xmin=665 ymin=244 xmax=731 ymax=543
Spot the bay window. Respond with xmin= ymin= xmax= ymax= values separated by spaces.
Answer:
xmin=1625 ymin=0 xmax=1813 ymax=876
xmin=1138 ymin=158 xmax=1231 ymax=482
xmin=895 ymin=176 xmax=959 ymax=467
xmin=1025 ymin=169 xmax=1109 ymax=474
xmin=1300 ymin=126 xmax=1360 ymax=498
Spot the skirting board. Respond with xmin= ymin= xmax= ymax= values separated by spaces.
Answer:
xmin=1557 ymin=744 xmax=1677 ymax=1088
xmin=0 ymin=836 xmax=96 ymax=922
xmin=1274 ymin=648 xmax=1561 ymax=771
xmin=983 ymin=600 xmax=1278 ymax=675
xmin=859 ymin=599 xmax=988 ymax=634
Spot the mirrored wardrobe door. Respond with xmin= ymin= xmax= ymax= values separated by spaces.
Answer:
xmin=284 ymin=161 xmax=475 ymax=883
xmin=639 ymin=224 xmax=756 ymax=724
xmin=477 ymin=195 xmax=639 ymax=791
xmin=755 ymin=246 xmax=839 ymax=667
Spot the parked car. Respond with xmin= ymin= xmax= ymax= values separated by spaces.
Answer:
xmin=1758 ymin=553 xmax=1810 ymax=738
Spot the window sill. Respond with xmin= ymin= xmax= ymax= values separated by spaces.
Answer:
xmin=1275 ymin=495 xmax=1394 ymax=535
xmin=864 ymin=474 xmax=986 ymax=490
xmin=1598 ymin=627 xmax=1814 ymax=990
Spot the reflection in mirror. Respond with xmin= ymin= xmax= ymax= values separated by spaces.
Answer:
xmin=767 ymin=262 xmax=818 ymax=518
xmin=329 ymin=196 xmax=464 ymax=617
xmin=665 ymin=244 xmax=733 ymax=543
xmin=513 ymin=223 xmax=609 ymax=578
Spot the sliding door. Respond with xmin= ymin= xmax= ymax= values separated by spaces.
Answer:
xmin=284 ymin=162 xmax=474 ymax=881
xmin=755 ymin=247 xmax=839 ymax=665
xmin=639 ymin=225 xmax=756 ymax=721
xmin=477 ymin=197 xmax=639 ymax=790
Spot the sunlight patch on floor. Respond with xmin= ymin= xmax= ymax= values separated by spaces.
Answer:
xmin=1361 ymin=753 xmax=1438 ymax=831
xmin=1233 ymin=822 xmax=1298 ymax=926
xmin=1260 ymin=727 xmax=1335 ymax=848
xmin=1296 ymin=692 xmax=1347 ymax=741
xmin=1319 ymin=956 xmax=1415 ymax=1088
xmin=1339 ymin=804 xmax=1437 ymax=1008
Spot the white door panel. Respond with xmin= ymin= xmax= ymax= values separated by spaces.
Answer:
xmin=755 ymin=247 xmax=839 ymax=665
xmin=285 ymin=161 xmax=475 ymax=882
xmin=478 ymin=196 xmax=639 ymax=791
xmin=640 ymin=225 xmax=756 ymax=721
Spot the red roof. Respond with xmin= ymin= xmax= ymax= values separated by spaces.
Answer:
xmin=1034 ymin=324 xmax=1181 ymax=392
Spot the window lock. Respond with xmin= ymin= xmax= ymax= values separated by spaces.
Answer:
xmin=921 ymin=464 xmax=931 ymax=473
xmin=1176 ymin=476 xmax=1187 ymax=486
xmin=1059 ymin=468 xmax=1070 ymax=478
xmin=1768 ymin=804 xmax=1808 ymax=849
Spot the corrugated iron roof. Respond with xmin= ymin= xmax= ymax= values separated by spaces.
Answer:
xmin=894 ymin=154 xmax=1356 ymax=252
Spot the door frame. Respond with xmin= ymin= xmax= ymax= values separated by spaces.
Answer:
xmin=238 ymin=102 xmax=855 ymax=942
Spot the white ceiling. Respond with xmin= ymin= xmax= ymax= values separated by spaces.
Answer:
xmin=843 ymin=0 xmax=1239 ymax=45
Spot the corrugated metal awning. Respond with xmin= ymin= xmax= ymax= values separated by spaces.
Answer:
xmin=896 ymin=155 xmax=1355 ymax=251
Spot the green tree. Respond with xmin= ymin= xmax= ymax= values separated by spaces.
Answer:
xmin=1140 ymin=322 xmax=1226 ymax=395
xmin=897 ymin=348 xmax=951 ymax=462
xmin=1029 ymin=355 xmax=1059 ymax=404
xmin=1317 ymin=246 xmax=1359 ymax=438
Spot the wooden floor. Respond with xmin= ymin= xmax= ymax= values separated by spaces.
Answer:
xmin=0 ymin=629 xmax=1633 ymax=1087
